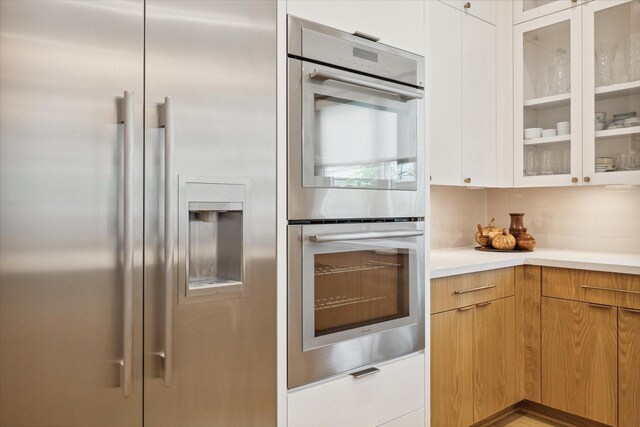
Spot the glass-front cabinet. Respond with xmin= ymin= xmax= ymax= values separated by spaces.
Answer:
xmin=515 ymin=0 xmax=640 ymax=187
xmin=514 ymin=0 xmax=583 ymax=25
xmin=514 ymin=7 xmax=582 ymax=187
xmin=583 ymin=0 xmax=640 ymax=185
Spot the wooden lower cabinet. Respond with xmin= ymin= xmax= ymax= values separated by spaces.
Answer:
xmin=431 ymin=307 xmax=473 ymax=427
xmin=619 ymin=307 xmax=640 ymax=427
xmin=473 ymin=297 xmax=516 ymax=421
xmin=541 ymin=297 xmax=617 ymax=426
xmin=431 ymin=297 xmax=515 ymax=427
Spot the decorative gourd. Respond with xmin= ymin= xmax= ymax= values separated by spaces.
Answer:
xmin=492 ymin=229 xmax=516 ymax=250
xmin=516 ymin=228 xmax=536 ymax=251
xmin=474 ymin=218 xmax=503 ymax=245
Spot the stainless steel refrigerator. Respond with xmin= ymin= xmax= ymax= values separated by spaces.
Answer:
xmin=0 ymin=1 xmax=276 ymax=426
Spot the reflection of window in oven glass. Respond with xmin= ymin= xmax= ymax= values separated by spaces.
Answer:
xmin=313 ymin=95 xmax=416 ymax=186
xmin=313 ymin=249 xmax=410 ymax=337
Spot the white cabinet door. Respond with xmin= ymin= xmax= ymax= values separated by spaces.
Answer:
xmin=513 ymin=7 xmax=583 ymax=187
xmin=514 ymin=0 xmax=583 ymax=25
xmin=288 ymin=373 xmax=376 ymax=427
xmin=286 ymin=1 xmax=424 ymax=54
xmin=377 ymin=408 xmax=425 ymax=427
xmin=428 ymin=0 xmax=463 ymax=185
xmin=429 ymin=1 xmax=497 ymax=187
xmin=287 ymin=353 xmax=425 ymax=427
xmin=438 ymin=0 xmax=497 ymax=24
xmin=581 ymin=0 xmax=640 ymax=186
xmin=461 ymin=13 xmax=497 ymax=188
xmin=373 ymin=353 xmax=425 ymax=425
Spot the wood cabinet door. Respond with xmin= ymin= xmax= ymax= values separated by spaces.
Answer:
xmin=431 ymin=307 xmax=473 ymax=427
xmin=541 ymin=297 xmax=617 ymax=426
xmin=619 ymin=307 xmax=640 ymax=427
xmin=473 ymin=297 xmax=516 ymax=422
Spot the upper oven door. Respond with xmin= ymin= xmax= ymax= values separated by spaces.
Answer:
xmin=301 ymin=61 xmax=421 ymax=190
xmin=300 ymin=221 xmax=424 ymax=351
xmin=287 ymin=57 xmax=425 ymax=220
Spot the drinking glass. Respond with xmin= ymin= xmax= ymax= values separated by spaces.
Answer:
xmin=628 ymin=150 xmax=639 ymax=170
xmin=524 ymin=150 xmax=538 ymax=176
xmin=629 ymin=33 xmax=640 ymax=82
xmin=552 ymin=48 xmax=570 ymax=95
xmin=619 ymin=153 xmax=629 ymax=171
xmin=541 ymin=150 xmax=554 ymax=175
xmin=536 ymin=67 xmax=552 ymax=98
xmin=562 ymin=148 xmax=571 ymax=174
xmin=595 ymin=40 xmax=619 ymax=86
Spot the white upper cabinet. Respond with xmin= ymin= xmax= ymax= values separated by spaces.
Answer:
xmin=582 ymin=0 xmax=640 ymax=186
xmin=428 ymin=1 xmax=463 ymax=186
xmin=514 ymin=0 xmax=640 ymax=187
xmin=428 ymin=0 xmax=497 ymax=187
xmin=286 ymin=1 xmax=425 ymax=55
xmin=514 ymin=7 xmax=582 ymax=187
xmin=514 ymin=0 xmax=583 ymax=25
xmin=441 ymin=0 xmax=497 ymax=24
xmin=461 ymin=11 xmax=497 ymax=188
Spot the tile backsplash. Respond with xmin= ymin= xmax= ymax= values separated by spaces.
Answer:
xmin=431 ymin=185 xmax=640 ymax=255
xmin=430 ymin=186 xmax=488 ymax=249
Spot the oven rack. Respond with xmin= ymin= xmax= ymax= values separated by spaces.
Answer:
xmin=314 ymin=294 xmax=390 ymax=310
xmin=314 ymin=261 xmax=401 ymax=276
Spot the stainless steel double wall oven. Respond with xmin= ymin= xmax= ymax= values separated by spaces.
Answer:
xmin=287 ymin=16 xmax=426 ymax=388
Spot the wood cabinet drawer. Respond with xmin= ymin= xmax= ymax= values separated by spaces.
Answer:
xmin=542 ymin=267 xmax=640 ymax=310
xmin=431 ymin=267 xmax=514 ymax=314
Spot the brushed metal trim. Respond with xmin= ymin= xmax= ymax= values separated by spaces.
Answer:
xmin=353 ymin=31 xmax=380 ymax=42
xmin=309 ymin=69 xmax=423 ymax=100
xmin=350 ymin=367 xmax=380 ymax=378
xmin=119 ymin=90 xmax=135 ymax=397
xmin=475 ymin=301 xmax=492 ymax=307
xmin=454 ymin=284 xmax=496 ymax=295
xmin=159 ymin=97 xmax=174 ymax=387
xmin=310 ymin=230 xmax=424 ymax=242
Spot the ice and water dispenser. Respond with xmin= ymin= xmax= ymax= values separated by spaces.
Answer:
xmin=178 ymin=177 xmax=249 ymax=301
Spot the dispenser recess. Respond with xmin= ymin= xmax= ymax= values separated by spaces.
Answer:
xmin=178 ymin=177 xmax=250 ymax=301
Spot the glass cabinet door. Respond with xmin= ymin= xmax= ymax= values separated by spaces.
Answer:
xmin=583 ymin=0 xmax=640 ymax=185
xmin=514 ymin=8 xmax=582 ymax=187
xmin=514 ymin=0 xmax=582 ymax=25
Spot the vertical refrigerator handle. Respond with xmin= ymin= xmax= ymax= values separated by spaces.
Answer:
xmin=118 ymin=91 xmax=135 ymax=397
xmin=159 ymin=97 xmax=174 ymax=387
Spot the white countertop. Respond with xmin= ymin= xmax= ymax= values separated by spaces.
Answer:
xmin=430 ymin=247 xmax=640 ymax=278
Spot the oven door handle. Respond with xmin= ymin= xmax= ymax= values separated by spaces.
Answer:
xmin=309 ymin=69 xmax=424 ymax=101
xmin=310 ymin=230 xmax=423 ymax=242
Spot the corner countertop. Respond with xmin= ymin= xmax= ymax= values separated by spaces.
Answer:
xmin=430 ymin=247 xmax=640 ymax=279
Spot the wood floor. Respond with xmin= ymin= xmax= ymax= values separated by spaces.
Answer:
xmin=490 ymin=412 xmax=566 ymax=427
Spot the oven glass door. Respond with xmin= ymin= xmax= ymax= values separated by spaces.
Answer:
xmin=301 ymin=223 xmax=422 ymax=351
xmin=301 ymin=61 xmax=420 ymax=190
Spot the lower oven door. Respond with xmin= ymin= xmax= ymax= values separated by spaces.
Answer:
xmin=288 ymin=221 xmax=425 ymax=388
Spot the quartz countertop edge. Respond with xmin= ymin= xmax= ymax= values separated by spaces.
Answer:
xmin=430 ymin=247 xmax=640 ymax=279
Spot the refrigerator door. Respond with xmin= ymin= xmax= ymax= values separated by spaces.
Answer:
xmin=144 ymin=1 xmax=277 ymax=426
xmin=0 ymin=1 xmax=144 ymax=426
